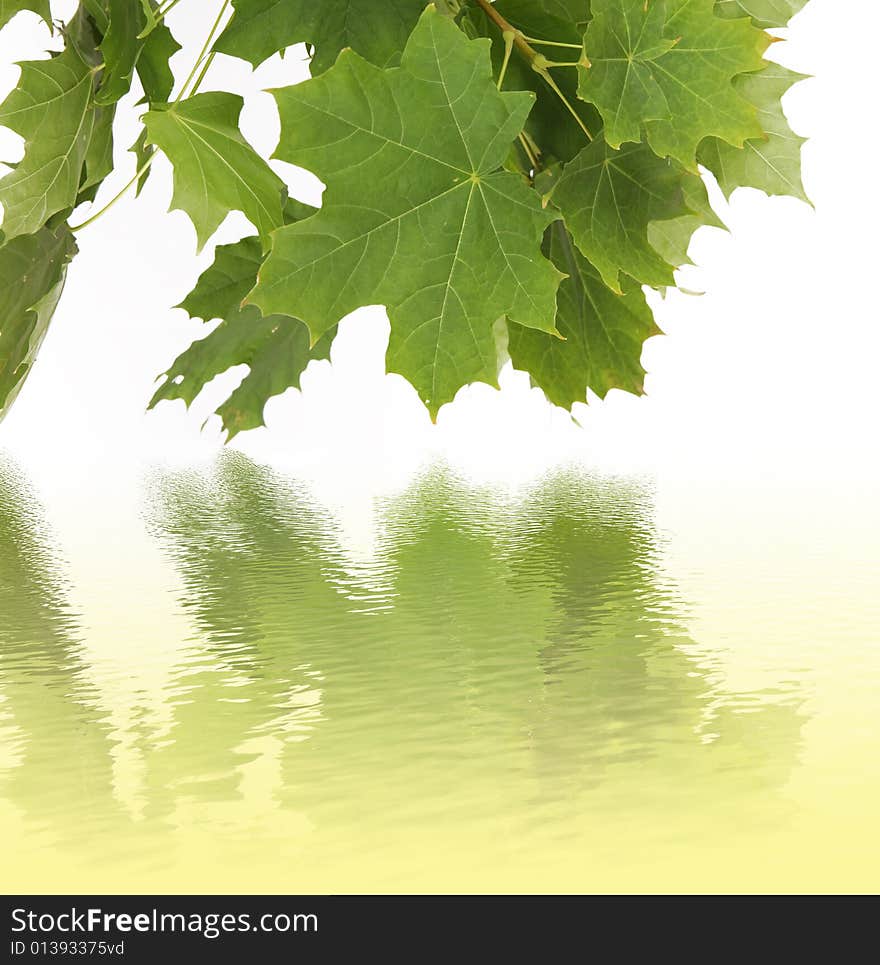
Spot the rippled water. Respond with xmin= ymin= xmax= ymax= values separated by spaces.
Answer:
xmin=1 ymin=453 xmax=878 ymax=893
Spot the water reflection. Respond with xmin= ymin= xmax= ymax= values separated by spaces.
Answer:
xmin=0 ymin=453 xmax=805 ymax=888
xmin=0 ymin=459 xmax=119 ymax=838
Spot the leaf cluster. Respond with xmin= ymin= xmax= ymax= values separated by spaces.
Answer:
xmin=0 ymin=0 xmax=811 ymax=435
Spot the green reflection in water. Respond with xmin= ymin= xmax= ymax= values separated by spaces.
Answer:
xmin=0 ymin=453 xmax=805 ymax=888
xmin=0 ymin=459 xmax=119 ymax=836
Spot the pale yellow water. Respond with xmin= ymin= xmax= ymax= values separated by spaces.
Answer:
xmin=1 ymin=452 xmax=878 ymax=893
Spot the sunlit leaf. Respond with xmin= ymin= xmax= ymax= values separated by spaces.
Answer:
xmin=577 ymin=0 xmax=769 ymax=167
xmin=699 ymin=63 xmax=808 ymax=202
xmin=715 ymin=0 xmax=808 ymax=28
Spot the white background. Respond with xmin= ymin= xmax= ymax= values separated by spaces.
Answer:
xmin=0 ymin=0 xmax=878 ymax=490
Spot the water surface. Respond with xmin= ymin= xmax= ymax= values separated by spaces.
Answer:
xmin=1 ymin=454 xmax=877 ymax=892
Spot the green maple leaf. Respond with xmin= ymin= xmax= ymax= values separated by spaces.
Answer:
xmin=127 ymin=0 xmax=180 ymax=197
xmin=543 ymin=0 xmax=592 ymax=26
xmin=60 ymin=0 xmax=176 ymax=210
xmin=715 ymin=0 xmax=808 ymax=27
xmin=494 ymin=0 xmax=585 ymax=42
xmin=647 ymin=171 xmax=724 ymax=269
xmin=150 ymin=236 xmax=333 ymax=438
xmin=497 ymin=0 xmax=590 ymax=26
xmin=216 ymin=0 xmax=426 ymax=74
xmin=143 ymin=92 xmax=286 ymax=250
xmin=82 ymin=0 xmax=180 ymax=106
xmin=552 ymin=138 xmax=689 ymax=292
xmin=136 ymin=18 xmax=181 ymax=103
xmin=64 ymin=6 xmax=116 ymax=204
xmin=698 ymin=63 xmax=808 ymax=202
xmin=0 ymin=222 xmax=77 ymax=418
xmin=64 ymin=1 xmax=103 ymax=65
xmin=578 ymin=0 xmax=769 ymax=167
xmin=94 ymin=0 xmax=180 ymax=104
xmin=80 ymin=0 xmax=109 ymax=30
xmin=0 ymin=0 xmax=818 ymax=434
xmin=129 ymin=128 xmax=152 ymax=197
xmin=508 ymin=222 xmax=659 ymax=407
xmin=0 ymin=0 xmax=50 ymax=31
xmin=251 ymin=7 xmax=562 ymax=416
xmin=78 ymin=104 xmax=115 ymax=204
xmin=0 ymin=45 xmax=97 ymax=239
xmin=95 ymin=0 xmax=142 ymax=105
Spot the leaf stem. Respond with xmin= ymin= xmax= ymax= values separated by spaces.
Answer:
xmin=521 ymin=129 xmax=541 ymax=161
xmin=156 ymin=0 xmax=183 ymax=21
xmin=190 ymin=50 xmax=217 ymax=95
xmin=138 ymin=0 xmax=182 ymax=39
xmin=472 ymin=0 xmax=592 ymax=141
xmin=521 ymin=36 xmax=582 ymax=50
xmin=69 ymin=152 xmax=157 ymax=232
xmin=533 ymin=65 xmax=592 ymax=140
xmin=473 ymin=0 xmax=539 ymax=63
xmin=174 ymin=0 xmax=230 ymax=104
xmin=497 ymin=30 xmax=514 ymax=89
xmin=517 ymin=132 xmax=539 ymax=172
xmin=533 ymin=54 xmax=580 ymax=69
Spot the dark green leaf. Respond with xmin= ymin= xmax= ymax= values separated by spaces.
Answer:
xmin=78 ymin=103 xmax=116 ymax=204
xmin=82 ymin=0 xmax=110 ymax=32
xmin=552 ymin=139 xmax=688 ymax=292
xmin=151 ymin=236 xmax=333 ymax=438
xmin=95 ymin=0 xmax=143 ymax=106
xmin=216 ymin=0 xmax=426 ymax=74
xmin=541 ymin=0 xmax=592 ymax=26
xmin=509 ymin=222 xmax=659 ymax=406
xmin=136 ymin=14 xmax=181 ymax=103
xmin=63 ymin=2 xmax=104 ymax=66
xmin=129 ymin=127 xmax=153 ymax=197
xmin=464 ymin=1 xmax=597 ymax=165
xmin=0 ymin=223 xmax=77 ymax=418
xmin=494 ymin=0 xmax=584 ymax=43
